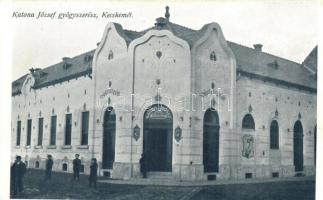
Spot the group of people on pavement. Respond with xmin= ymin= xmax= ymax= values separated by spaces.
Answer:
xmin=10 ymin=153 xmax=99 ymax=197
xmin=11 ymin=153 xmax=149 ymax=197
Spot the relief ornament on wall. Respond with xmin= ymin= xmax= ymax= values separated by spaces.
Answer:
xmin=242 ymin=134 xmax=254 ymax=158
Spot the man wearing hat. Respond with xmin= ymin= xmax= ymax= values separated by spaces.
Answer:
xmin=45 ymin=154 xmax=53 ymax=180
xmin=11 ymin=155 xmax=26 ymax=196
xmin=72 ymin=154 xmax=81 ymax=181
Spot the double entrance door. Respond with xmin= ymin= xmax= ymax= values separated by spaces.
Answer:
xmin=143 ymin=125 xmax=172 ymax=172
xmin=143 ymin=104 xmax=173 ymax=172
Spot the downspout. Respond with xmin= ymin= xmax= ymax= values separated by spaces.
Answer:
xmin=92 ymin=40 xmax=103 ymax=162
xmin=130 ymin=45 xmax=135 ymax=178
xmin=190 ymin=44 xmax=195 ymax=181
xmin=91 ymin=60 xmax=97 ymax=160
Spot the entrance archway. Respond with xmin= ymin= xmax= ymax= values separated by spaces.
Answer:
xmin=143 ymin=104 xmax=173 ymax=172
xmin=293 ymin=120 xmax=303 ymax=172
xmin=203 ymin=108 xmax=220 ymax=173
xmin=102 ymin=107 xmax=116 ymax=169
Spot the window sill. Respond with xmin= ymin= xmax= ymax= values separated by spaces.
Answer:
xmin=34 ymin=145 xmax=43 ymax=149
xmin=242 ymin=128 xmax=255 ymax=132
xmin=47 ymin=145 xmax=57 ymax=149
xmin=25 ymin=145 xmax=31 ymax=149
xmin=61 ymin=145 xmax=72 ymax=149
xmin=77 ymin=145 xmax=89 ymax=149
xmin=15 ymin=146 xmax=21 ymax=149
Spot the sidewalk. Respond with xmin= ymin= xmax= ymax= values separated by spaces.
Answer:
xmin=98 ymin=175 xmax=315 ymax=186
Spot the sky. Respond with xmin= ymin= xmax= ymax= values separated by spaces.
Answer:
xmin=8 ymin=0 xmax=319 ymax=80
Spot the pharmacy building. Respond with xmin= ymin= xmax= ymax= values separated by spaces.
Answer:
xmin=11 ymin=8 xmax=317 ymax=181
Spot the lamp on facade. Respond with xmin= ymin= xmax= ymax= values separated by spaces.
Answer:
xmin=175 ymin=126 xmax=182 ymax=143
xmin=133 ymin=125 xmax=140 ymax=141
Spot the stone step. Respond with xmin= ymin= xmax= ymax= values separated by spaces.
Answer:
xmin=100 ymin=169 xmax=112 ymax=177
xmin=147 ymin=172 xmax=174 ymax=179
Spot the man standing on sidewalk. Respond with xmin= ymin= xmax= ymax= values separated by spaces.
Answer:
xmin=89 ymin=158 xmax=98 ymax=188
xmin=72 ymin=154 xmax=81 ymax=181
xmin=11 ymin=156 xmax=27 ymax=196
xmin=139 ymin=153 xmax=147 ymax=178
xmin=45 ymin=154 xmax=53 ymax=180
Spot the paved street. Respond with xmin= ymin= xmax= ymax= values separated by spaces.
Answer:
xmin=11 ymin=169 xmax=315 ymax=200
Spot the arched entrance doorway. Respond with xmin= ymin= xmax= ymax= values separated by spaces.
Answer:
xmin=203 ymin=108 xmax=220 ymax=173
xmin=143 ymin=104 xmax=173 ymax=172
xmin=102 ymin=107 xmax=116 ymax=169
xmin=293 ymin=120 xmax=303 ymax=172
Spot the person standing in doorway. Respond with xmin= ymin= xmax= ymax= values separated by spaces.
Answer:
xmin=72 ymin=154 xmax=81 ymax=181
xmin=89 ymin=158 xmax=98 ymax=188
xmin=139 ymin=153 xmax=147 ymax=178
xmin=45 ymin=154 xmax=53 ymax=180
xmin=11 ymin=156 xmax=26 ymax=197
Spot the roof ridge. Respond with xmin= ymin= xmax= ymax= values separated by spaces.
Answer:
xmin=41 ymin=49 xmax=95 ymax=71
xmin=228 ymin=41 xmax=302 ymax=66
xmin=168 ymin=21 xmax=197 ymax=32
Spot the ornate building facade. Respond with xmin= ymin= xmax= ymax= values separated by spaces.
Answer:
xmin=11 ymin=8 xmax=317 ymax=181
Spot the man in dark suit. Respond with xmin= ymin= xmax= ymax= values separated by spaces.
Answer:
xmin=45 ymin=154 xmax=53 ymax=180
xmin=11 ymin=156 xmax=27 ymax=196
xmin=72 ymin=154 xmax=81 ymax=181
xmin=89 ymin=158 xmax=98 ymax=188
xmin=139 ymin=153 xmax=147 ymax=178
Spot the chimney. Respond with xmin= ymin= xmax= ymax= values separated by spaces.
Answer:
xmin=165 ymin=6 xmax=170 ymax=22
xmin=253 ymin=44 xmax=263 ymax=51
xmin=62 ymin=57 xmax=72 ymax=69
xmin=62 ymin=57 xmax=70 ymax=62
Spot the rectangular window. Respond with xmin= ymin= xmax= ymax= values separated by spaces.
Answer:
xmin=38 ymin=118 xmax=44 ymax=146
xmin=245 ymin=173 xmax=253 ymax=179
xmin=16 ymin=121 xmax=21 ymax=146
xmin=65 ymin=114 xmax=72 ymax=145
xmin=81 ymin=111 xmax=89 ymax=145
xmin=272 ymin=172 xmax=279 ymax=178
xmin=26 ymin=119 xmax=32 ymax=146
xmin=50 ymin=116 xmax=57 ymax=145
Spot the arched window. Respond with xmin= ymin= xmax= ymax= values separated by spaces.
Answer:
xmin=242 ymin=114 xmax=255 ymax=130
xmin=102 ymin=107 xmax=116 ymax=169
xmin=203 ymin=108 xmax=220 ymax=173
xmin=270 ymin=120 xmax=279 ymax=149
xmin=293 ymin=120 xmax=303 ymax=171
xmin=62 ymin=163 xmax=68 ymax=171
xmin=108 ymin=50 xmax=113 ymax=60
xmin=35 ymin=161 xmax=40 ymax=168
xmin=210 ymin=51 xmax=217 ymax=61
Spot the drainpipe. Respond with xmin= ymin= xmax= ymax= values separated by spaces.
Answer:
xmin=91 ymin=75 xmax=97 ymax=161
xmin=92 ymin=47 xmax=99 ymax=165
xmin=130 ymin=51 xmax=135 ymax=178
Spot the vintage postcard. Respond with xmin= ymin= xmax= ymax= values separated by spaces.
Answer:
xmin=0 ymin=0 xmax=321 ymax=199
